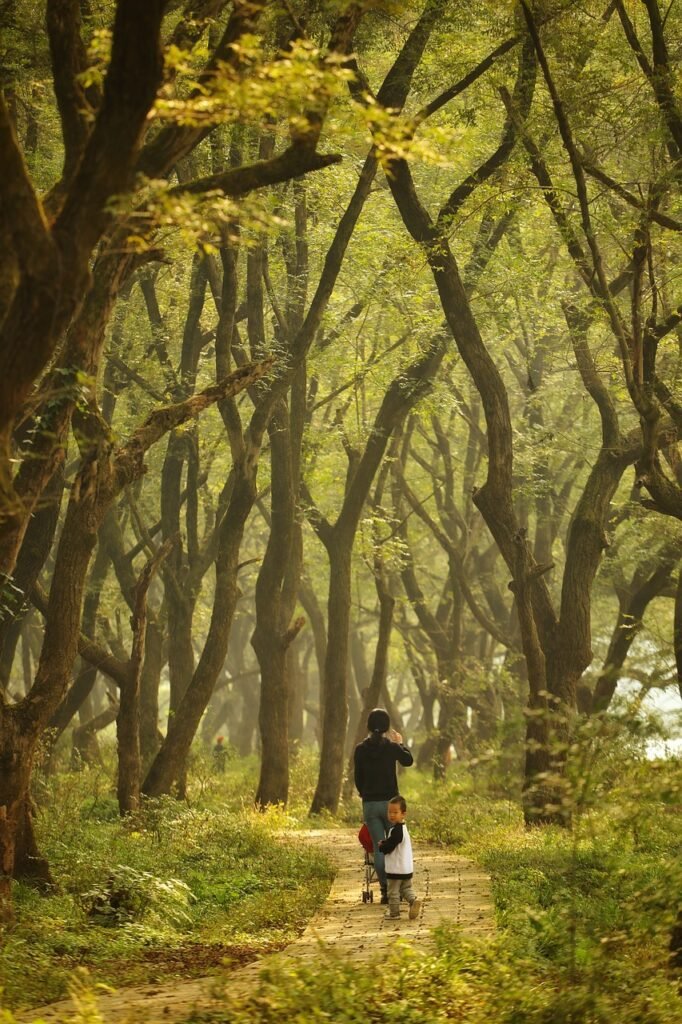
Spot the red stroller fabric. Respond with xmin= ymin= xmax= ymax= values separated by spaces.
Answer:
xmin=358 ymin=823 xmax=374 ymax=853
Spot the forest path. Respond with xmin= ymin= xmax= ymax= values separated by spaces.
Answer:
xmin=21 ymin=829 xmax=494 ymax=1024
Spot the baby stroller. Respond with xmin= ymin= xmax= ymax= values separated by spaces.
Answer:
xmin=358 ymin=823 xmax=378 ymax=903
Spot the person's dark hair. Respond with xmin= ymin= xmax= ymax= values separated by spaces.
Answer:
xmin=389 ymin=794 xmax=407 ymax=813
xmin=367 ymin=707 xmax=390 ymax=742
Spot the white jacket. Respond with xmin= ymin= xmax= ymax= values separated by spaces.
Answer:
xmin=382 ymin=821 xmax=413 ymax=878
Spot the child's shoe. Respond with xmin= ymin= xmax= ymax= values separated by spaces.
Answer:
xmin=408 ymin=898 xmax=422 ymax=920
xmin=384 ymin=910 xmax=400 ymax=920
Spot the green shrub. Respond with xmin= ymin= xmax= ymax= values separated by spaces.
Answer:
xmin=80 ymin=864 xmax=193 ymax=926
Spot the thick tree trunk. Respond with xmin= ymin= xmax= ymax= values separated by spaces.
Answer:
xmin=253 ymin=638 xmax=290 ymax=806
xmin=509 ymin=529 xmax=556 ymax=824
xmin=0 ymin=465 xmax=65 ymax=680
xmin=48 ymin=536 xmax=111 ymax=759
xmin=117 ymin=675 xmax=141 ymax=813
xmin=0 ymin=619 xmax=22 ymax=695
xmin=0 ymin=709 xmax=51 ymax=919
xmin=252 ymin=395 xmax=303 ymax=807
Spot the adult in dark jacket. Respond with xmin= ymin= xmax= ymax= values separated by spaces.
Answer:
xmin=354 ymin=707 xmax=414 ymax=902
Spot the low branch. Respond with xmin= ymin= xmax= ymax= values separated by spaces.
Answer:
xmin=31 ymin=584 xmax=129 ymax=689
xmin=174 ymin=147 xmax=342 ymax=198
xmin=117 ymin=357 xmax=274 ymax=480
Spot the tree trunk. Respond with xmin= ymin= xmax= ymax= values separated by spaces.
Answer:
xmin=71 ymin=701 xmax=118 ymax=768
xmin=142 ymin=461 xmax=258 ymax=797
xmin=310 ymin=542 xmax=353 ymax=814
xmin=298 ymin=577 xmax=327 ymax=716
xmin=139 ymin=617 xmax=165 ymax=770
xmin=252 ymin=393 xmax=303 ymax=807
xmin=234 ymin=673 xmax=260 ymax=756
xmin=342 ymin=564 xmax=395 ymax=802
xmin=0 ymin=709 xmax=51 ymax=919
xmin=592 ymin=556 xmax=677 ymax=712
xmin=117 ymin=543 xmax=170 ymax=814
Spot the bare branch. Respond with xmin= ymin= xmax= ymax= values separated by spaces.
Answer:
xmin=582 ymin=160 xmax=682 ymax=232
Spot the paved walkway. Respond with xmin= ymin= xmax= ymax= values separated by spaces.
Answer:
xmin=20 ymin=829 xmax=494 ymax=1023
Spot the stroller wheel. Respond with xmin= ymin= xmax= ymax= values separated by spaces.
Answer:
xmin=369 ymin=890 xmax=374 ymax=903
xmin=362 ymin=891 xmax=367 ymax=903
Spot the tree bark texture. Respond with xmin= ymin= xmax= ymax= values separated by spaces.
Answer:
xmin=252 ymin=398 xmax=303 ymax=806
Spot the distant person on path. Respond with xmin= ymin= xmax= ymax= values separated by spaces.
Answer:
xmin=354 ymin=708 xmax=413 ymax=904
xmin=378 ymin=794 xmax=421 ymax=920
xmin=213 ymin=736 xmax=227 ymax=773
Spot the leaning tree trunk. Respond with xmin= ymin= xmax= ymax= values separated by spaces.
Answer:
xmin=0 ymin=472 xmax=102 ymax=913
xmin=591 ymin=553 xmax=678 ymax=713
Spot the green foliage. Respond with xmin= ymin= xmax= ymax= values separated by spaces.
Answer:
xmin=177 ymin=738 xmax=682 ymax=1024
xmin=0 ymin=764 xmax=334 ymax=1011
xmin=178 ymin=927 xmax=680 ymax=1024
xmin=80 ymin=864 xmax=193 ymax=927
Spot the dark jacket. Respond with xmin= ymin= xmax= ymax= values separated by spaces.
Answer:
xmin=353 ymin=737 xmax=413 ymax=801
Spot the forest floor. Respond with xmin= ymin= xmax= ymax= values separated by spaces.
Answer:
xmin=20 ymin=828 xmax=494 ymax=1024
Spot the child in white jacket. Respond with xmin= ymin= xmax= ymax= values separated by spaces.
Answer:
xmin=378 ymin=795 xmax=422 ymax=921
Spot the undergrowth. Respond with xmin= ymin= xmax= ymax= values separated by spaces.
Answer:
xmin=3 ymin=714 xmax=682 ymax=1024
xmin=0 ymin=748 xmax=334 ymax=1011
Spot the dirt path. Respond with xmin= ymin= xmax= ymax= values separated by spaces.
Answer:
xmin=20 ymin=830 xmax=494 ymax=1024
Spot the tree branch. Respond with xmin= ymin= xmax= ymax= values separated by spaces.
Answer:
xmin=45 ymin=0 xmax=93 ymax=190
xmin=31 ymin=583 xmax=130 ymax=689
xmin=582 ymin=159 xmax=682 ymax=232
xmin=174 ymin=146 xmax=342 ymax=198
xmin=0 ymin=94 xmax=57 ymax=278
xmin=54 ymin=0 xmax=168 ymax=254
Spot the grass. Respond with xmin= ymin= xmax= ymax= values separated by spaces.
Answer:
xmin=0 ymin=749 xmax=335 ymax=1011
xmin=2 ymin=728 xmax=681 ymax=1024
xmin=180 ymin=730 xmax=682 ymax=1024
